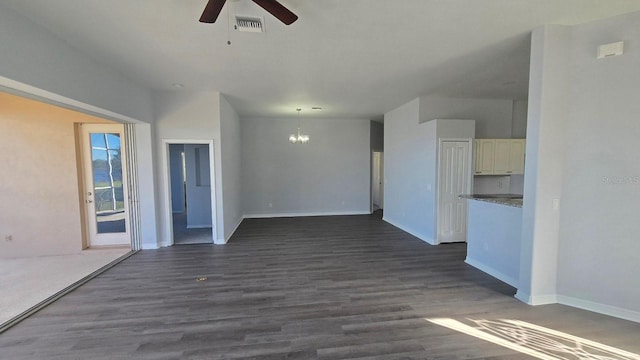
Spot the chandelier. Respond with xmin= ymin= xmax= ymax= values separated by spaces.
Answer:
xmin=289 ymin=108 xmax=309 ymax=144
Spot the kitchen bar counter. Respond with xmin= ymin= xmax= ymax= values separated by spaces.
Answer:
xmin=459 ymin=193 xmax=523 ymax=208
xmin=462 ymin=194 xmax=522 ymax=287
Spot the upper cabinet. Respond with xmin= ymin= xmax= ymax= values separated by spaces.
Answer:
xmin=474 ymin=139 xmax=525 ymax=175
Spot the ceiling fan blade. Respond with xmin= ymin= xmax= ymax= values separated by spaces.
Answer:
xmin=199 ymin=0 xmax=226 ymax=23
xmin=252 ymin=0 xmax=298 ymax=25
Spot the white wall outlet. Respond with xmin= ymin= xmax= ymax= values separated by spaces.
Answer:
xmin=483 ymin=242 xmax=489 ymax=251
xmin=552 ymin=198 xmax=560 ymax=210
xmin=268 ymin=202 xmax=273 ymax=208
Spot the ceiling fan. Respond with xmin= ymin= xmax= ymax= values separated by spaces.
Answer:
xmin=199 ymin=0 xmax=298 ymax=25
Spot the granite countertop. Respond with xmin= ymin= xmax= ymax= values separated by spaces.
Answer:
xmin=459 ymin=194 xmax=523 ymax=208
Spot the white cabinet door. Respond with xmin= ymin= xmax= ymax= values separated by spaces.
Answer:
xmin=493 ymin=139 xmax=511 ymax=175
xmin=508 ymin=139 xmax=526 ymax=174
xmin=476 ymin=139 xmax=495 ymax=175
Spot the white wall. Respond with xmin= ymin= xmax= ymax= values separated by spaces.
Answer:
xmin=383 ymin=99 xmax=437 ymax=242
xmin=0 ymin=4 xmax=153 ymax=124
xmin=132 ymin=123 xmax=159 ymax=250
xmin=511 ymin=100 xmax=529 ymax=138
xmin=419 ymin=96 xmax=513 ymax=138
xmin=153 ymin=91 xmax=224 ymax=245
xmin=169 ymin=144 xmax=185 ymax=213
xmin=555 ymin=11 xmax=640 ymax=319
xmin=242 ymin=117 xmax=370 ymax=217
xmin=219 ymin=95 xmax=243 ymax=242
xmin=517 ymin=24 xmax=570 ymax=306
xmin=466 ymin=200 xmax=522 ymax=287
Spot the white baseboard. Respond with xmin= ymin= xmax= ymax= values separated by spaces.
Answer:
xmin=382 ymin=217 xmax=436 ymax=245
xmin=465 ymin=256 xmax=519 ymax=288
xmin=217 ymin=216 xmax=244 ymax=245
xmin=514 ymin=290 xmax=557 ymax=305
xmin=186 ymin=224 xmax=212 ymax=229
xmin=141 ymin=242 xmax=161 ymax=250
xmin=244 ymin=210 xmax=370 ymax=219
xmin=557 ymin=295 xmax=640 ymax=323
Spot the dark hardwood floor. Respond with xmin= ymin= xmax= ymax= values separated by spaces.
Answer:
xmin=2 ymin=212 xmax=639 ymax=359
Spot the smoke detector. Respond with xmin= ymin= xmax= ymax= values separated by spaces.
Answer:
xmin=235 ymin=16 xmax=264 ymax=33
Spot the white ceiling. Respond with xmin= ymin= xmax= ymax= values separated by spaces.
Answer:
xmin=4 ymin=0 xmax=640 ymax=119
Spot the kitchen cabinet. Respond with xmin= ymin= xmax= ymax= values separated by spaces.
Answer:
xmin=474 ymin=139 xmax=525 ymax=175
xmin=475 ymin=139 xmax=495 ymax=175
xmin=508 ymin=139 xmax=526 ymax=174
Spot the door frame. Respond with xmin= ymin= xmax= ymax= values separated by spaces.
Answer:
xmin=161 ymin=139 xmax=217 ymax=246
xmin=435 ymin=138 xmax=473 ymax=244
xmin=371 ymin=151 xmax=384 ymax=212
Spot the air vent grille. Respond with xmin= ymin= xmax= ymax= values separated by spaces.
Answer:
xmin=235 ymin=16 xmax=264 ymax=33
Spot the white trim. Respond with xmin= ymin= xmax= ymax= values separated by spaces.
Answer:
xmin=161 ymin=139 xmax=217 ymax=246
xmin=557 ymin=295 xmax=640 ymax=324
xmin=465 ymin=256 xmax=519 ymax=288
xmin=81 ymin=124 xmax=131 ymax=247
xmin=514 ymin=290 xmax=558 ymax=305
xmin=244 ymin=211 xmax=370 ymax=219
xmin=383 ymin=217 xmax=436 ymax=245
xmin=222 ymin=216 xmax=244 ymax=244
xmin=142 ymin=241 xmax=161 ymax=250
xmin=186 ymin=224 xmax=212 ymax=229
xmin=0 ymin=77 xmax=142 ymax=124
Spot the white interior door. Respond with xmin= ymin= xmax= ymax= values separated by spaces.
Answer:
xmin=438 ymin=141 xmax=471 ymax=243
xmin=81 ymin=124 xmax=130 ymax=247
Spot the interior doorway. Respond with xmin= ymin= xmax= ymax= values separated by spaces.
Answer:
xmin=372 ymin=151 xmax=384 ymax=211
xmin=164 ymin=141 xmax=216 ymax=245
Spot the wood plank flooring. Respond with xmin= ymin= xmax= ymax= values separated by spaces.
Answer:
xmin=1 ymin=212 xmax=639 ymax=359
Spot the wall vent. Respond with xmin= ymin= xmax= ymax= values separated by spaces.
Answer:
xmin=235 ymin=16 xmax=264 ymax=33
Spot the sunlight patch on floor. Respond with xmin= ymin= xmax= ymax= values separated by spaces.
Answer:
xmin=427 ymin=318 xmax=640 ymax=360
xmin=0 ymin=247 xmax=130 ymax=324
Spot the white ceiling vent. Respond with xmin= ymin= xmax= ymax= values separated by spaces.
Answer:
xmin=235 ymin=16 xmax=264 ymax=33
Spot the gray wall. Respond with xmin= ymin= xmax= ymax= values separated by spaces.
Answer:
xmin=0 ymin=4 xmax=153 ymax=123
xmin=517 ymin=24 xmax=570 ymax=306
xmin=556 ymin=11 xmax=640 ymax=317
xmin=370 ymin=121 xmax=384 ymax=152
xmin=419 ymin=96 xmax=513 ymax=138
xmin=242 ymin=117 xmax=371 ymax=217
xmin=219 ymin=95 xmax=243 ymax=241
xmin=384 ymin=98 xmax=476 ymax=244
xmin=518 ymin=11 xmax=640 ymax=321
xmin=153 ymin=91 xmax=224 ymax=245
xmin=384 ymin=99 xmax=437 ymax=242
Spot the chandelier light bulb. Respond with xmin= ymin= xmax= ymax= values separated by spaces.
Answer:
xmin=288 ymin=108 xmax=309 ymax=144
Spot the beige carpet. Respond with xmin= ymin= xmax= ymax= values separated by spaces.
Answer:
xmin=0 ymin=247 xmax=130 ymax=325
